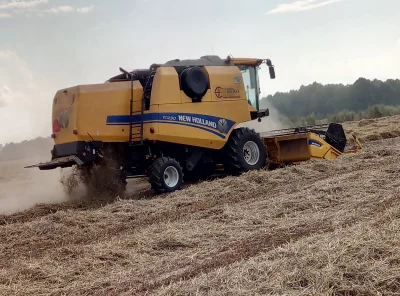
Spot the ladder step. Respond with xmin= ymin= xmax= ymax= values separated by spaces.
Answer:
xmin=129 ymin=71 xmax=156 ymax=145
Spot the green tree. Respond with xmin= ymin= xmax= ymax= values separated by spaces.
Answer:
xmin=261 ymin=78 xmax=400 ymax=119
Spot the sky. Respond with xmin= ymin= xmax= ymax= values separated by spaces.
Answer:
xmin=0 ymin=0 xmax=399 ymax=144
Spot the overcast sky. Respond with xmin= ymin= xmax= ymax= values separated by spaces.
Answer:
xmin=0 ymin=0 xmax=399 ymax=144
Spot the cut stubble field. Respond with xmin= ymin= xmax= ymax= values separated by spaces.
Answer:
xmin=0 ymin=115 xmax=400 ymax=295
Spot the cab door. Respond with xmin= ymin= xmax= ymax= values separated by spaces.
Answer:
xmin=238 ymin=65 xmax=260 ymax=111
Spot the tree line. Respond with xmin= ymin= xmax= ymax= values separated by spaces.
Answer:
xmin=261 ymin=78 xmax=400 ymax=127
xmin=0 ymin=137 xmax=53 ymax=162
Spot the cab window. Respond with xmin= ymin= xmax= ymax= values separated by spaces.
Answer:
xmin=238 ymin=65 xmax=259 ymax=110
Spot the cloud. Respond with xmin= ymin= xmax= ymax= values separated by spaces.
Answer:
xmin=266 ymin=0 xmax=344 ymax=14
xmin=0 ymin=50 xmax=56 ymax=144
xmin=45 ymin=5 xmax=74 ymax=13
xmin=77 ymin=5 xmax=94 ymax=13
xmin=0 ymin=1 xmax=94 ymax=17
xmin=46 ymin=5 xmax=94 ymax=14
xmin=0 ymin=50 xmax=33 ymax=85
xmin=0 ymin=85 xmax=13 ymax=107
xmin=0 ymin=0 xmax=48 ymax=10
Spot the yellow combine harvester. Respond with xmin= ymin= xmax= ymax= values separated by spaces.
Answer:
xmin=27 ymin=55 xmax=360 ymax=195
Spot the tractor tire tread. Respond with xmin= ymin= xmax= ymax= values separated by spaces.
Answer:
xmin=224 ymin=127 xmax=266 ymax=175
xmin=148 ymin=157 xmax=183 ymax=194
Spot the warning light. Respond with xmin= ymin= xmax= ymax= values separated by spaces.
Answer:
xmin=150 ymin=127 xmax=155 ymax=134
xmin=73 ymin=129 xmax=78 ymax=135
xmin=53 ymin=119 xmax=60 ymax=133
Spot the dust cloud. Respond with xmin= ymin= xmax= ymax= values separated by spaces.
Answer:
xmin=236 ymin=105 xmax=288 ymax=133
xmin=0 ymin=158 xmax=85 ymax=215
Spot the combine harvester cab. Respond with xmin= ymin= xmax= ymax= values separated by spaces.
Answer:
xmin=262 ymin=123 xmax=362 ymax=168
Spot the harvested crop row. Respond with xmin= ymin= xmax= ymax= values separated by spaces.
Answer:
xmin=0 ymin=136 xmax=399 ymax=295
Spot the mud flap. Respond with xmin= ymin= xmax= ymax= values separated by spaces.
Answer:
xmin=24 ymin=155 xmax=84 ymax=171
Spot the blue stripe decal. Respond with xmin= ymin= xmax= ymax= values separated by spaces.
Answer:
xmin=309 ymin=139 xmax=322 ymax=148
xmin=106 ymin=113 xmax=236 ymax=138
xmin=106 ymin=113 xmax=159 ymax=124
xmin=107 ymin=121 xmax=226 ymax=138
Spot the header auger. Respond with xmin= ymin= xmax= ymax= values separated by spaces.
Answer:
xmin=26 ymin=55 xmax=361 ymax=196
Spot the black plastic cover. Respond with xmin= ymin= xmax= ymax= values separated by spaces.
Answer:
xmin=180 ymin=67 xmax=209 ymax=102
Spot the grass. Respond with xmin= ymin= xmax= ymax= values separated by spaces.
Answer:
xmin=0 ymin=115 xmax=400 ymax=295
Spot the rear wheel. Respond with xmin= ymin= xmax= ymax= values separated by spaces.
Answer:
xmin=148 ymin=157 xmax=183 ymax=194
xmin=224 ymin=127 xmax=266 ymax=175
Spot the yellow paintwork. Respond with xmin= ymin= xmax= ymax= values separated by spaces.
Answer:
xmin=344 ymin=134 xmax=363 ymax=153
xmin=231 ymin=58 xmax=264 ymax=67
xmin=52 ymin=62 xmax=253 ymax=150
xmin=52 ymin=86 xmax=80 ymax=144
xmin=52 ymin=81 xmax=142 ymax=144
xmin=150 ymin=67 xmax=182 ymax=105
xmin=155 ymin=100 xmax=250 ymax=149
xmin=263 ymin=132 xmax=342 ymax=166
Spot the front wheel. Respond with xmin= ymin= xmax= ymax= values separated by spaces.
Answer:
xmin=148 ymin=157 xmax=184 ymax=194
xmin=224 ymin=127 xmax=267 ymax=175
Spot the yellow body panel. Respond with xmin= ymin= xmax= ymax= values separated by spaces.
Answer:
xmin=53 ymin=81 xmax=145 ymax=144
xmin=264 ymin=132 xmax=341 ymax=165
xmin=52 ymin=62 xmax=253 ymax=150
xmin=205 ymin=66 xmax=246 ymax=102
xmin=52 ymin=87 xmax=80 ymax=144
xmin=231 ymin=58 xmax=263 ymax=66
xmin=79 ymin=81 xmax=144 ymax=142
xmin=155 ymin=100 xmax=251 ymax=149
xmin=150 ymin=67 xmax=181 ymax=105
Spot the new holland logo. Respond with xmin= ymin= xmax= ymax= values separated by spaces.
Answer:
xmin=58 ymin=110 xmax=69 ymax=128
xmin=217 ymin=119 xmax=229 ymax=134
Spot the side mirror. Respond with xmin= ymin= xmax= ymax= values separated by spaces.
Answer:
xmin=269 ymin=66 xmax=275 ymax=79
xmin=264 ymin=59 xmax=276 ymax=79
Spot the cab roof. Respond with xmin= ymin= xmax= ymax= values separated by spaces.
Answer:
xmin=161 ymin=55 xmax=264 ymax=67
xmin=108 ymin=55 xmax=265 ymax=82
xmin=231 ymin=58 xmax=264 ymax=67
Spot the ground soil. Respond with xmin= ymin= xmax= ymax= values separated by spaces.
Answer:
xmin=0 ymin=115 xmax=399 ymax=296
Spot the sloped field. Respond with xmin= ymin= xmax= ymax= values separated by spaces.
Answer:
xmin=343 ymin=114 xmax=400 ymax=142
xmin=0 ymin=115 xmax=399 ymax=295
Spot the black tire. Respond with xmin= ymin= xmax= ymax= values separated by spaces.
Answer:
xmin=224 ymin=127 xmax=267 ymax=175
xmin=148 ymin=157 xmax=184 ymax=194
xmin=180 ymin=66 xmax=209 ymax=102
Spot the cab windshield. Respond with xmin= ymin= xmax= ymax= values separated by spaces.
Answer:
xmin=238 ymin=65 xmax=260 ymax=110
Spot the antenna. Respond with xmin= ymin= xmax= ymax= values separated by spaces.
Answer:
xmin=212 ymin=47 xmax=215 ymax=54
